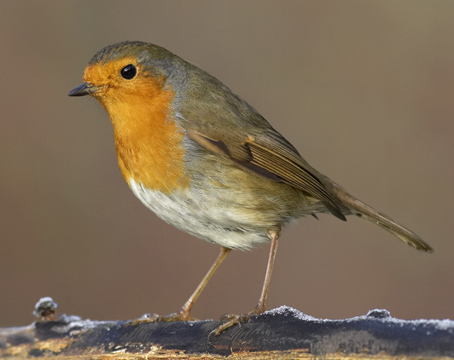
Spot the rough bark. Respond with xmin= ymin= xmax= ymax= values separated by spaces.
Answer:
xmin=1 ymin=301 xmax=453 ymax=359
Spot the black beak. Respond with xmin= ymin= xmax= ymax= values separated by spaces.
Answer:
xmin=68 ymin=83 xmax=97 ymax=97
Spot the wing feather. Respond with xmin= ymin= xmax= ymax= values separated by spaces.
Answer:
xmin=187 ymin=128 xmax=346 ymax=221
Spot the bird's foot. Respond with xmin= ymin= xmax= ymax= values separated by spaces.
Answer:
xmin=131 ymin=309 xmax=196 ymax=325
xmin=154 ymin=310 xmax=196 ymax=322
xmin=212 ymin=306 xmax=264 ymax=336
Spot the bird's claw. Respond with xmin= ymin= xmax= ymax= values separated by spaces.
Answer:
xmin=155 ymin=311 xmax=196 ymax=322
xmin=131 ymin=310 xmax=195 ymax=325
xmin=213 ymin=308 xmax=263 ymax=336
xmin=212 ymin=314 xmax=241 ymax=336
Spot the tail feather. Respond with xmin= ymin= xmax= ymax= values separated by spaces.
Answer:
xmin=330 ymin=183 xmax=433 ymax=253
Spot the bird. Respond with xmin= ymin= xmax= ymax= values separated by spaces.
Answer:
xmin=69 ymin=41 xmax=433 ymax=334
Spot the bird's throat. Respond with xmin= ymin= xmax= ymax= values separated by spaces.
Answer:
xmin=103 ymin=84 xmax=189 ymax=193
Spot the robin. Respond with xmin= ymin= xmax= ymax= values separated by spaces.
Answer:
xmin=69 ymin=41 xmax=433 ymax=334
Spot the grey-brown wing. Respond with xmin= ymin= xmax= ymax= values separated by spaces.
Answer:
xmin=187 ymin=128 xmax=346 ymax=221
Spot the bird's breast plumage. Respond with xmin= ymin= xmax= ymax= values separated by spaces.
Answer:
xmin=84 ymin=59 xmax=190 ymax=193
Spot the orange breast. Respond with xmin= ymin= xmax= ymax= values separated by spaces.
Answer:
xmin=85 ymin=61 xmax=189 ymax=193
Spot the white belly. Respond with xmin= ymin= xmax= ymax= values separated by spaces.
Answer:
xmin=129 ymin=179 xmax=270 ymax=250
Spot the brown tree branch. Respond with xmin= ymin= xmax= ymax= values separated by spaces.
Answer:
xmin=1 ymin=298 xmax=453 ymax=359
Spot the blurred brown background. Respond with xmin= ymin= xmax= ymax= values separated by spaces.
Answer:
xmin=1 ymin=1 xmax=453 ymax=327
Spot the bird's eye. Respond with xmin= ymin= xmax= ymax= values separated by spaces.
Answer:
xmin=120 ymin=64 xmax=137 ymax=80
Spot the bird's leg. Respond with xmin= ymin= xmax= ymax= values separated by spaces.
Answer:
xmin=155 ymin=247 xmax=231 ymax=322
xmin=253 ymin=228 xmax=280 ymax=314
xmin=213 ymin=228 xmax=280 ymax=335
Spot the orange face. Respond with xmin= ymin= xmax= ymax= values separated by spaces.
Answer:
xmin=83 ymin=57 xmax=189 ymax=193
